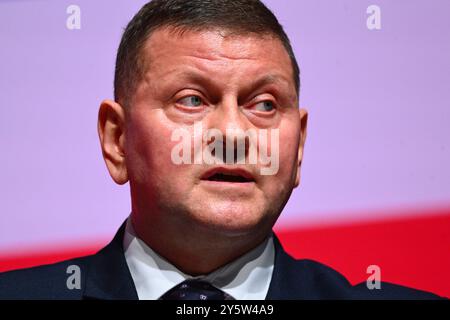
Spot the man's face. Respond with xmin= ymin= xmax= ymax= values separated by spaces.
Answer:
xmin=124 ymin=27 xmax=307 ymax=238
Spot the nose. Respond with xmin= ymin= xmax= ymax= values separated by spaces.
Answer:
xmin=205 ymin=95 xmax=255 ymax=164
xmin=207 ymin=95 xmax=249 ymax=131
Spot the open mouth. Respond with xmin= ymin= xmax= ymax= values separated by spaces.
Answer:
xmin=207 ymin=172 xmax=253 ymax=183
xmin=201 ymin=168 xmax=255 ymax=183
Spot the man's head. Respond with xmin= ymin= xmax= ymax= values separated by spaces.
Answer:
xmin=98 ymin=0 xmax=308 ymax=259
xmin=114 ymin=0 xmax=300 ymax=109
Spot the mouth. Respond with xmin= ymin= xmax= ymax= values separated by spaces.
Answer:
xmin=201 ymin=167 xmax=255 ymax=183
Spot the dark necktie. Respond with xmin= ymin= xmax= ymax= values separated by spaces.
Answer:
xmin=159 ymin=279 xmax=235 ymax=300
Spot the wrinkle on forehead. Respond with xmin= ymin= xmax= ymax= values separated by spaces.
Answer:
xmin=182 ymin=53 xmax=258 ymax=63
xmin=145 ymin=27 xmax=285 ymax=66
xmin=138 ymin=27 xmax=297 ymax=102
xmin=165 ymin=25 xmax=276 ymax=54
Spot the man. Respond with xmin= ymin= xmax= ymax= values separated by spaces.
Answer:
xmin=0 ymin=0 xmax=442 ymax=299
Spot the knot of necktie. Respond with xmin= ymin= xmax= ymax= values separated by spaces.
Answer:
xmin=159 ymin=279 xmax=235 ymax=300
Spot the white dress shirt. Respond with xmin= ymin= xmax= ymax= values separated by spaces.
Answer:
xmin=123 ymin=218 xmax=275 ymax=300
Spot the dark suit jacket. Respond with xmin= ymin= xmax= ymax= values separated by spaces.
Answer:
xmin=0 ymin=222 xmax=443 ymax=299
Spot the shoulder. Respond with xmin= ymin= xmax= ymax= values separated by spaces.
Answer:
xmin=0 ymin=255 xmax=92 ymax=299
xmin=0 ymin=222 xmax=136 ymax=300
xmin=270 ymin=237 xmax=444 ymax=299
xmin=287 ymin=257 xmax=444 ymax=299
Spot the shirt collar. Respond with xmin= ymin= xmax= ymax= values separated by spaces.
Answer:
xmin=123 ymin=217 xmax=274 ymax=300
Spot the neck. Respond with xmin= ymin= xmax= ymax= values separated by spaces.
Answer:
xmin=130 ymin=213 xmax=271 ymax=276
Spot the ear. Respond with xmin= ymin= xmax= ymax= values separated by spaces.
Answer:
xmin=97 ymin=99 xmax=128 ymax=185
xmin=294 ymin=108 xmax=308 ymax=188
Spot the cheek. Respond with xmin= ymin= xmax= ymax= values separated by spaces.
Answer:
xmin=279 ymin=129 xmax=300 ymax=167
xmin=261 ymin=125 xmax=300 ymax=190
xmin=125 ymin=112 xmax=188 ymax=185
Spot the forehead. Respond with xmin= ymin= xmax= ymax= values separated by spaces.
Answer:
xmin=141 ymin=27 xmax=294 ymax=84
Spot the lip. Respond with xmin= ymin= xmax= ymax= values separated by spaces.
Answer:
xmin=200 ymin=166 xmax=255 ymax=182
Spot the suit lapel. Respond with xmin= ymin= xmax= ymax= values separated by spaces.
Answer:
xmin=82 ymin=221 xmax=139 ymax=300
xmin=80 ymin=224 xmax=311 ymax=300
xmin=266 ymin=234 xmax=311 ymax=300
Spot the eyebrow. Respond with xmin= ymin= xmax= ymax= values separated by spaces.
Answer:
xmin=249 ymin=73 xmax=291 ymax=92
xmin=166 ymin=69 xmax=292 ymax=97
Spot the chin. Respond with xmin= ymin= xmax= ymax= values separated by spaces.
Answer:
xmin=189 ymin=201 xmax=273 ymax=237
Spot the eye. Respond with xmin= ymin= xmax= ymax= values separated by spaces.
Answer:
xmin=176 ymin=95 xmax=203 ymax=108
xmin=254 ymin=100 xmax=275 ymax=112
